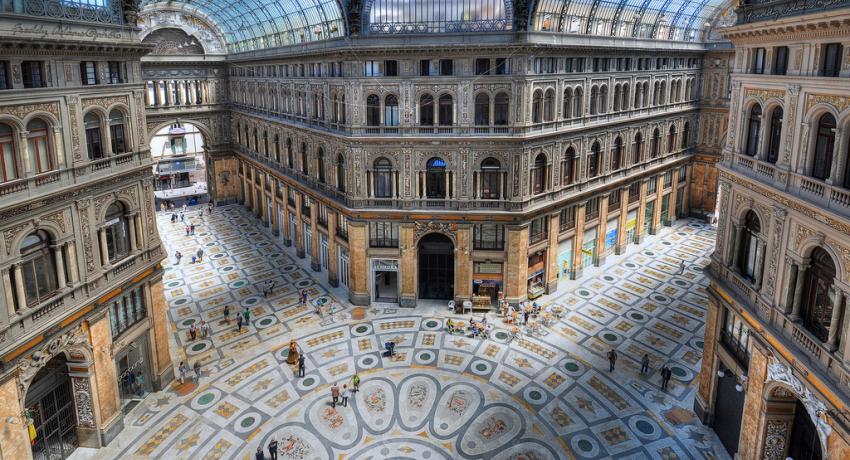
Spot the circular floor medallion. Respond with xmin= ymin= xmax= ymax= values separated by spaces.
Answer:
xmin=469 ymin=359 xmax=493 ymax=376
xmin=189 ymin=388 xmax=222 ymax=410
xmin=628 ymin=311 xmax=646 ymax=322
xmin=351 ymin=324 xmax=373 ymax=337
xmin=628 ymin=414 xmax=662 ymax=440
xmin=173 ymin=297 xmax=190 ymax=306
xmin=255 ymin=315 xmax=276 ymax=329
xmin=233 ymin=411 xmax=263 ymax=433
xmin=297 ymin=375 xmax=320 ymax=392
xmin=415 ymin=350 xmax=436 ymax=365
xmin=422 ymin=319 xmax=441 ymax=331
xmin=357 ymin=354 xmax=378 ymax=370
xmin=523 ymin=386 xmax=548 ymax=405
xmin=570 ymin=434 xmax=601 ymax=458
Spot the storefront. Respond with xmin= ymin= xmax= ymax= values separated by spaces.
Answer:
xmin=605 ymin=218 xmax=618 ymax=256
xmin=371 ymin=258 xmax=399 ymax=303
xmin=644 ymin=200 xmax=655 ymax=234
xmin=303 ymin=223 xmax=312 ymax=258
xmin=527 ymin=251 xmax=546 ymax=299
xmin=338 ymin=247 xmax=350 ymax=288
xmin=661 ymin=194 xmax=670 ymax=225
xmin=557 ymin=238 xmax=573 ymax=280
xmin=472 ymin=262 xmax=503 ymax=307
xmin=320 ymin=234 xmax=329 ymax=271
xmin=108 ymin=286 xmax=153 ymax=403
xmin=115 ymin=334 xmax=152 ymax=401
xmin=582 ymin=228 xmax=597 ymax=269
xmin=625 ymin=210 xmax=638 ymax=247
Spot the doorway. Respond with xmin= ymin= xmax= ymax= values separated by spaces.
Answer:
xmin=418 ymin=233 xmax=454 ymax=300
xmin=374 ymin=271 xmax=398 ymax=303
xmin=26 ymin=355 xmax=78 ymax=460
xmin=787 ymin=399 xmax=823 ymax=460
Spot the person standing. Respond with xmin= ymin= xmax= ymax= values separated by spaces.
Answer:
xmin=341 ymin=384 xmax=349 ymax=407
xmin=331 ymin=383 xmax=340 ymax=408
xmin=237 ymin=312 xmax=243 ymax=332
xmin=607 ymin=348 xmax=618 ymax=372
xmin=135 ymin=371 xmax=145 ymax=396
xmin=178 ymin=361 xmax=187 ymax=384
xmin=640 ymin=353 xmax=650 ymax=375
xmin=190 ymin=223 xmax=196 ymax=235
xmin=188 ymin=323 xmax=197 ymax=341
xmin=677 ymin=260 xmax=685 ymax=275
xmin=193 ymin=361 xmax=201 ymax=383
xmin=352 ymin=373 xmax=360 ymax=392
xmin=661 ymin=366 xmax=673 ymax=390
xmin=268 ymin=438 xmax=278 ymax=460
xmin=175 ymin=251 xmax=182 ymax=264
xmin=197 ymin=248 xmax=204 ymax=262
xmin=243 ymin=307 xmax=251 ymax=325
xmin=298 ymin=354 xmax=305 ymax=378
xmin=255 ymin=446 xmax=265 ymax=460
xmin=201 ymin=320 xmax=210 ymax=338
xmin=223 ymin=305 xmax=230 ymax=323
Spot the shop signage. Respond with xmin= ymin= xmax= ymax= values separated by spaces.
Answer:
xmin=474 ymin=262 xmax=502 ymax=274
xmin=371 ymin=259 xmax=398 ymax=271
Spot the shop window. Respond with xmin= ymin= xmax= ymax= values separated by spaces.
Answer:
xmin=369 ymin=222 xmax=398 ymax=248
xmin=108 ymin=287 xmax=146 ymax=338
xmin=473 ymin=224 xmax=505 ymax=250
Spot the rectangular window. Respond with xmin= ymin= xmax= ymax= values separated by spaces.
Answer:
xmin=624 ymin=57 xmax=631 ymax=71
xmin=608 ymin=189 xmax=621 ymax=211
xmin=664 ymin=170 xmax=673 ymax=188
xmin=384 ymin=60 xmax=398 ymax=77
xmin=364 ymin=60 xmax=381 ymax=77
xmin=576 ymin=58 xmax=584 ymax=72
xmin=679 ymin=165 xmax=687 ymax=183
xmin=108 ymin=287 xmax=147 ymax=339
xmin=585 ymin=197 xmax=600 ymax=221
xmin=565 ymin=58 xmax=573 ymax=73
xmin=369 ymin=222 xmax=398 ymax=247
xmin=439 ymin=59 xmax=453 ymax=76
xmin=317 ymin=203 xmax=328 ymax=226
xmin=772 ymin=47 xmax=788 ymax=75
xmin=647 ymin=176 xmax=658 ymax=194
xmin=752 ymin=48 xmax=766 ymax=74
xmin=475 ymin=58 xmax=491 ymax=76
xmin=628 ymin=182 xmax=641 ymax=203
xmin=821 ymin=43 xmax=842 ymax=77
xmin=337 ymin=215 xmax=349 ymax=240
xmin=80 ymin=61 xmax=98 ymax=85
xmin=494 ymin=58 xmax=508 ymax=75
xmin=473 ymin=224 xmax=505 ymax=250
xmin=420 ymin=59 xmax=431 ymax=76
xmin=0 ymin=61 xmax=9 ymax=90
xmin=559 ymin=206 xmax=576 ymax=232
xmin=529 ymin=216 xmax=549 ymax=244
xmin=107 ymin=61 xmax=123 ymax=84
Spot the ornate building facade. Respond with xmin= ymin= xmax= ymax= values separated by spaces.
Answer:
xmin=0 ymin=8 xmax=172 ymax=460
xmin=695 ymin=1 xmax=850 ymax=459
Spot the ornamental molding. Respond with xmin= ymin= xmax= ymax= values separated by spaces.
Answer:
xmin=805 ymin=93 xmax=850 ymax=114
xmin=16 ymin=324 xmax=90 ymax=404
xmin=414 ymin=222 xmax=455 ymax=243
xmin=744 ymin=88 xmax=785 ymax=102
xmin=72 ymin=378 xmax=95 ymax=428
xmin=765 ymin=356 xmax=832 ymax=455
xmin=0 ymin=101 xmax=60 ymax=121
xmin=3 ymin=223 xmax=29 ymax=256
xmin=81 ymin=95 xmax=130 ymax=111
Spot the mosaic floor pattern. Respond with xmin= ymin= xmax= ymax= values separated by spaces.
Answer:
xmin=74 ymin=205 xmax=729 ymax=460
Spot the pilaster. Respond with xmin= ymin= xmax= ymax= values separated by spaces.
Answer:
xmin=454 ymin=225 xmax=473 ymax=303
xmin=571 ymin=203 xmax=587 ymax=279
xmin=347 ymin=222 xmax=370 ymax=305
xmin=399 ymin=224 xmax=416 ymax=307
xmin=545 ymin=214 xmax=560 ymax=293
xmin=309 ymin=200 xmax=320 ymax=272
xmin=504 ymin=225 xmax=529 ymax=305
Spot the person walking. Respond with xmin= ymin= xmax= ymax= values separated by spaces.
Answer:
xmin=178 ymin=361 xmax=187 ymax=384
xmin=243 ymin=307 xmax=251 ymax=325
xmin=190 ymin=223 xmax=196 ymax=235
xmin=677 ymin=260 xmax=685 ymax=275
xmin=255 ymin=446 xmax=265 ymax=460
xmin=201 ymin=320 xmax=210 ymax=338
xmin=661 ymin=366 xmax=673 ymax=390
xmin=341 ymin=384 xmax=349 ymax=407
xmin=297 ymin=354 xmax=305 ymax=377
xmin=197 ymin=248 xmax=204 ymax=262
xmin=223 ymin=305 xmax=231 ymax=323
xmin=185 ymin=225 xmax=191 ymax=236
xmin=180 ymin=212 xmax=185 ymax=222
xmin=188 ymin=323 xmax=197 ymax=341
xmin=236 ymin=312 xmax=243 ymax=332
xmin=268 ymin=280 xmax=275 ymax=296
xmin=352 ymin=373 xmax=360 ymax=392
xmin=640 ymin=353 xmax=650 ymax=375
xmin=268 ymin=438 xmax=278 ymax=460
xmin=331 ymin=383 xmax=340 ymax=408
xmin=607 ymin=348 xmax=618 ymax=372
xmin=174 ymin=251 xmax=182 ymax=264
xmin=193 ymin=361 xmax=201 ymax=383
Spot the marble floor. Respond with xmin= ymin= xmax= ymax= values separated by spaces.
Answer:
xmin=71 ymin=205 xmax=729 ymax=460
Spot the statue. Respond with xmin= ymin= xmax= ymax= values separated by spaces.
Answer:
xmin=286 ymin=340 xmax=300 ymax=365
xmin=123 ymin=0 xmax=139 ymax=24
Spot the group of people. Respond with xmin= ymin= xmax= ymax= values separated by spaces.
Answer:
xmin=187 ymin=320 xmax=211 ymax=340
xmin=173 ymin=247 xmax=204 ymax=265
xmin=445 ymin=316 xmax=492 ymax=339
xmin=220 ymin=305 xmax=253 ymax=332
xmin=609 ymin=350 xmax=675 ymax=390
xmin=330 ymin=374 xmax=361 ymax=409
xmin=177 ymin=360 xmax=202 ymax=385
xmin=261 ymin=280 xmax=277 ymax=297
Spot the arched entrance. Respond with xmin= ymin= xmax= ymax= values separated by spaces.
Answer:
xmin=25 ymin=354 xmax=78 ymax=460
xmin=418 ymin=233 xmax=454 ymax=300
xmin=761 ymin=383 xmax=826 ymax=460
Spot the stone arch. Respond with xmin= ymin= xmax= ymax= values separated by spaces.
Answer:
xmin=146 ymin=118 xmax=213 ymax=147
xmin=7 ymin=220 xmax=67 ymax=259
xmin=97 ymin=197 xmax=137 ymax=223
xmin=797 ymin=239 xmax=847 ymax=283
xmin=0 ymin=114 xmax=26 ymax=131
xmin=804 ymin=104 xmax=841 ymax=127
xmin=21 ymin=111 xmax=61 ymax=129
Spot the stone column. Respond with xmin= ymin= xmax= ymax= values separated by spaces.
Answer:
xmin=19 ymin=131 xmax=31 ymax=176
xmin=134 ymin=215 xmax=144 ymax=249
xmin=258 ymin=174 xmax=267 ymax=224
xmin=0 ymin=377 xmax=31 ymax=459
xmin=251 ymin=175 xmax=260 ymax=217
xmin=271 ymin=195 xmax=280 ymax=237
xmin=99 ymin=229 xmax=110 ymax=267
xmin=730 ymin=224 xmax=744 ymax=267
xmin=571 ymin=203 xmax=587 ymax=279
xmin=52 ymin=244 xmax=66 ymax=287
xmin=616 ymin=188 xmax=628 ymax=254
xmin=827 ymin=289 xmax=845 ymax=351
xmin=13 ymin=264 xmax=25 ymax=310
xmin=327 ymin=211 xmax=339 ymax=287
xmin=694 ymin=294 xmax=722 ymax=424
xmin=149 ymin=279 xmax=174 ymax=389
xmin=87 ymin=309 xmax=123 ymax=445
xmin=504 ymin=225 xmax=530 ymax=305
xmin=455 ymin=225 xmax=473 ymax=303
xmin=3 ymin=268 xmax=16 ymax=317
xmin=736 ymin=342 xmax=770 ymax=460
xmin=294 ymin=193 xmax=305 ymax=259
xmin=834 ymin=127 xmax=849 ymax=186
xmin=669 ymin=168 xmax=680 ymax=223
xmin=282 ymin=186 xmax=292 ymax=246
xmin=650 ymin=176 xmax=663 ymax=234
xmin=790 ymin=264 xmax=808 ymax=321
xmin=309 ymin=201 xmax=320 ymax=272
xmin=782 ymin=258 xmax=797 ymax=314
xmin=635 ymin=180 xmax=648 ymax=244
xmin=66 ymin=241 xmax=79 ymax=284
xmin=53 ymin=127 xmax=65 ymax=167
xmin=127 ymin=216 xmax=137 ymax=253
xmin=399 ymin=224 xmax=416 ymax=307
xmin=545 ymin=214 xmax=561 ymax=293
xmin=753 ymin=239 xmax=766 ymax=288
xmin=596 ymin=195 xmax=609 ymax=265
xmin=347 ymin=222 xmax=370 ymax=305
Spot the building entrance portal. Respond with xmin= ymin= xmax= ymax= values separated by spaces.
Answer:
xmin=371 ymin=259 xmax=399 ymax=303
xmin=25 ymin=355 xmax=78 ymax=460
xmin=418 ymin=233 xmax=454 ymax=300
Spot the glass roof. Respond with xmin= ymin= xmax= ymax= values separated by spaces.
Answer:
xmin=532 ymin=0 xmax=725 ymax=42
xmin=139 ymin=0 xmax=344 ymax=52
xmin=365 ymin=0 xmax=513 ymax=34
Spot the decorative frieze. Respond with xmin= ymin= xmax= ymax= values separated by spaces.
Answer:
xmin=415 ymin=221 xmax=454 ymax=242
xmin=68 ymin=96 xmax=82 ymax=161
xmin=72 ymin=378 xmax=96 ymax=428
xmin=16 ymin=324 xmax=89 ymax=401
xmin=0 ymin=101 xmax=60 ymax=120
xmin=744 ymin=88 xmax=785 ymax=102
xmin=3 ymin=223 xmax=29 ymax=256
xmin=805 ymin=93 xmax=850 ymax=114
xmin=81 ymin=95 xmax=130 ymax=110
xmin=762 ymin=419 xmax=789 ymax=460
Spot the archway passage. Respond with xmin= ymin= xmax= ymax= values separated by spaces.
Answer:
xmin=418 ymin=233 xmax=454 ymax=300
xmin=25 ymin=354 xmax=78 ymax=460
xmin=788 ymin=399 xmax=823 ymax=460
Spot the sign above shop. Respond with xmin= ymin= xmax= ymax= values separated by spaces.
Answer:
xmin=371 ymin=259 xmax=399 ymax=271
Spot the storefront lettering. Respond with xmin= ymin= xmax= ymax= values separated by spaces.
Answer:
xmin=11 ymin=23 xmax=122 ymax=41
xmin=371 ymin=259 xmax=398 ymax=271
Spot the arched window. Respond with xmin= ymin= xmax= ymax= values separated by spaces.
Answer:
xmin=531 ymin=153 xmax=547 ymax=194
xmin=562 ymin=147 xmax=577 ymax=185
xmin=286 ymin=138 xmax=294 ymax=168
xmin=366 ymin=94 xmax=380 ymax=126
xmin=563 ymin=88 xmax=573 ymax=119
xmin=494 ymin=92 xmax=509 ymax=126
xmin=317 ymin=148 xmax=326 ymax=183
xmin=420 ymin=94 xmax=434 ymax=126
xmin=480 ymin=157 xmax=501 ymax=199
xmin=332 ymin=94 xmax=340 ymax=123
xmin=339 ymin=95 xmax=346 ymax=123
xmin=438 ymin=95 xmax=454 ymax=126
xmin=263 ymin=131 xmax=269 ymax=157
xmin=274 ymin=134 xmax=281 ymax=163
xmin=374 ymin=157 xmax=394 ymax=198
xmin=633 ymin=132 xmax=643 ymax=164
xmin=543 ymin=89 xmax=555 ymax=122
xmin=475 ymin=93 xmax=490 ymax=126
xmin=589 ymin=86 xmax=598 ymax=115
xmin=650 ymin=128 xmax=660 ymax=159
xmin=737 ymin=210 xmax=762 ymax=281
xmin=19 ymin=230 xmax=58 ymax=306
xmin=642 ymin=82 xmax=649 ymax=107
xmin=622 ymin=84 xmax=630 ymax=111
xmin=531 ymin=90 xmax=542 ymax=123
xmin=425 ymin=157 xmax=447 ymax=198
xmin=574 ymin=87 xmax=583 ymax=116
xmin=812 ymin=113 xmax=836 ymax=181
xmin=336 ymin=154 xmax=346 ymax=192
xmin=668 ymin=125 xmax=677 ymax=153
xmin=745 ymin=105 xmax=762 ymax=157
xmin=300 ymin=142 xmax=309 ymax=175
xmin=104 ymin=202 xmax=131 ymax=263
xmin=766 ymin=108 xmax=783 ymax=164
xmin=84 ymin=113 xmax=104 ymax=160
xmin=802 ymin=247 xmax=838 ymax=343
xmin=587 ymin=142 xmax=601 ymax=178
xmin=634 ymin=85 xmax=642 ymax=108
xmin=27 ymin=119 xmax=54 ymax=174
xmin=0 ymin=123 xmax=18 ymax=182
xmin=611 ymin=137 xmax=623 ymax=170
xmin=108 ymin=110 xmax=127 ymax=154
xmin=681 ymin=122 xmax=690 ymax=150
xmin=599 ymin=85 xmax=608 ymax=113
xmin=236 ymin=123 xmax=242 ymax=145
xmin=659 ymin=81 xmax=666 ymax=104
xmin=243 ymin=125 xmax=249 ymax=147
xmin=384 ymin=95 xmax=399 ymax=127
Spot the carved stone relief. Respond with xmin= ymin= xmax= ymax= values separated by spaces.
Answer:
xmin=765 ymin=356 xmax=832 ymax=454
xmin=72 ymin=378 xmax=95 ymax=428
xmin=82 ymin=95 xmax=130 ymax=110
xmin=415 ymin=221 xmax=454 ymax=242
xmin=805 ymin=93 xmax=850 ymax=114
xmin=0 ymin=101 xmax=60 ymax=120
xmin=16 ymin=324 xmax=89 ymax=402
xmin=762 ymin=419 xmax=789 ymax=460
